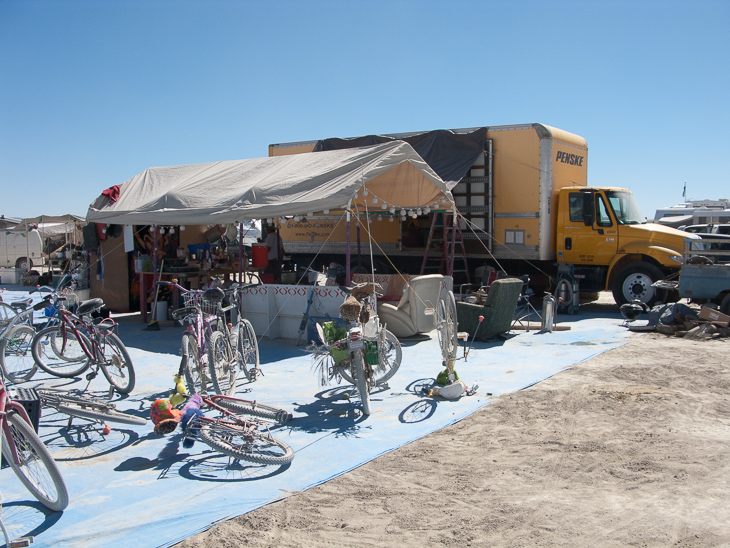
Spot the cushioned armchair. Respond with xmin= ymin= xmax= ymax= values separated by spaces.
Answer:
xmin=456 ymin=277 xmax=524 ymax=341
xmin=377 ymin=274 xmax=445 ymax=339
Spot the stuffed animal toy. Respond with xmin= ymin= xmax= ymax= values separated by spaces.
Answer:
xmin=150 ymin=398 xmax=182 ymax=435
xmin=169 ymin=375 xmax=188 ymax=407
xmin=179 ymin=394 xmax=204 ymax=449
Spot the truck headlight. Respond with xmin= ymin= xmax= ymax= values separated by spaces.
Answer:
xmin=670 ymin=254 xmax=684 ymax=265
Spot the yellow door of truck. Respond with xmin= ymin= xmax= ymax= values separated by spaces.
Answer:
xmin=560 ymin=190 xmax=618 ymax=265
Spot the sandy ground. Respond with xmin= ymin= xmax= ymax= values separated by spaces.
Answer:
xmin=175 ymin=327 xmax=730 ymax=547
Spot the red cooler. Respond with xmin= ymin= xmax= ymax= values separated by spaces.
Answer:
xmin=251 ymin=243 xmax=268 ymax=268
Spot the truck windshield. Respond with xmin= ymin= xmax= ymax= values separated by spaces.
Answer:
xmin=605 ymin=190 xmax=647 ymax=225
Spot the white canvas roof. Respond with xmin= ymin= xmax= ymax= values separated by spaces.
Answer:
xmin=86 ymin=141 xmax=454 ymax=226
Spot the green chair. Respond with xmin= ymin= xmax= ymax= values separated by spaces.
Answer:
xmin=456 ymin=278 xmax=524 ymax=341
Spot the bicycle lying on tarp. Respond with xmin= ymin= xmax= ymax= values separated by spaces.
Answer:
xmin=150 ymin=350 xmax=294 ymax=466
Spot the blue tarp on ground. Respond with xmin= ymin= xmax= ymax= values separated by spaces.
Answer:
xmin=0 ymin=287 xmax=630 ymax=548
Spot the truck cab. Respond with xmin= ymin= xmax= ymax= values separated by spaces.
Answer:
xmin=556 ymin=186 xmax=693 ymax=305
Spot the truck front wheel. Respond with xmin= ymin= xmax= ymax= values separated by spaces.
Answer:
xmin=611 ymin=263 xmax=665 ymax=307
xmin=720 ymin=294 xmax=730 ymax=316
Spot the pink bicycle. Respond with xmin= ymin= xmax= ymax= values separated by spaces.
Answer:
xmin=0 ymin=374 xmax=69 ymax=511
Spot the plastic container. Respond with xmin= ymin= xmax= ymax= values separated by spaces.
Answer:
xmin=151 ymin=300 xmax=168 ymax=321
xmin=251 ymin=244 xmax=268 ymax=268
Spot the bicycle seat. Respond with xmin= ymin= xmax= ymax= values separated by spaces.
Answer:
xmin=203 ymin=287 xmax=225 ymax=303
xmin=172 ymin=306 xmax=198 ymax=320
xmin=76 ymin=298 xmax=105 ymax=316
xmin=11 ymin=297 xmax=33 ymax=310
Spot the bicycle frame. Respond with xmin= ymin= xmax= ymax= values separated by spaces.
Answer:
xmin=53 ymin=306 xmax=112 ymax=366
xmin=0 ymin=381 xmax=36 ymax=467
xmin=297 ymin=287 xmax=347 ymax=346
xmin=161 ymin=280 xmax=221 ymax=362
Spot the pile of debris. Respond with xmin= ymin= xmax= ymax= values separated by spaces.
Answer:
xmin=629 ymin=303 xmax=730 ymax=340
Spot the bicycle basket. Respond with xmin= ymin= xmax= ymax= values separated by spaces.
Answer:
xmin=201 ymin=287 xmax=225 ymax=315
xmin=329 ymin=341 xmax=350 ymax=365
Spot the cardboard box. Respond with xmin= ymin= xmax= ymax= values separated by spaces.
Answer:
xmin=698 ymin=305 xmax=730 ymax=327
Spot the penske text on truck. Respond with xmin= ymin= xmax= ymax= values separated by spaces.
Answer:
xmin=269 ymin=123 xmax=693 ymax=306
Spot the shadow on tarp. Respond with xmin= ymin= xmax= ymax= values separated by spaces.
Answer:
xmin=0 ymin=288 xmax=632 ymax=548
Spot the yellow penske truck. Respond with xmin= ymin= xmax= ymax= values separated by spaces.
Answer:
xmin=269 ymin=123 xmax=693 ymax=306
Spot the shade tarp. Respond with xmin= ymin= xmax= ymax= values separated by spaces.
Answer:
xmin=86 ymin=141 xmax=454 ymax=226
xmin=313 ymin=127 xmax=487 ymax=189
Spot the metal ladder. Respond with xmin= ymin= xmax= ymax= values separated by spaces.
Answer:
xmin=420 ymin=212 xmax=470 ymax=282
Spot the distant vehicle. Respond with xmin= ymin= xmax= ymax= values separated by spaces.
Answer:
xmin=684 ymin=230 xmax=730 ymax=263
xmin=655 ymin=200 xmax=730 ymax=227
xmin=679 ymin=223 xmax=730 ymax=235
xmin=0 ymin=228 xmax=45 ymax=270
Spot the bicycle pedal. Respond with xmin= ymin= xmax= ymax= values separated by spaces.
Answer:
xmin=86 ymin=371 xmax=98 ymax=381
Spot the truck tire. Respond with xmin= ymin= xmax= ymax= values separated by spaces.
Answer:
xmin=611 ymin=263 xmax=665 ymax=307
xmin=720 ymin=293 xmax=730 ymax=316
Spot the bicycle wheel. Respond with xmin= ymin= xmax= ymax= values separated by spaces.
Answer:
xmin=340 ymin=328 xmax=401 ymax=386
xmin=438 ymin=290 xmax=458 ymax=364
xmin=0 ymin=324 xmax=38 ymax=383
xmin=1 ymin=410 xmax=69 ymax=511
xmin=207 ymin=330 xmax=236 ymax=396
xmin=32 ymin=325 xmax=90 ymax=377
xmin=98 ymin=333 xmax=136 ymax=394
xmin=0 ymin=302 xmax=17 ymax=330
xmin=211 ymin=395 xmax=292 ymax=424
xmin=181 ymin=332 xmax=206 ymax=394
xmin=236 ymin=318 xmax=260 ymax=382
xmin=199 ymin=422 xmax=294 ymax=465
xmin=352 ymin=349 xmax=371 ymax=416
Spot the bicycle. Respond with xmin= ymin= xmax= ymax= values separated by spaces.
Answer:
xmin=154 ymin=360 xmax=294 ymax=466
xmin=163 ymin=281 xmax=237 ymax=396
xmin=436 ymin=283 xmax=459 ymax=367
xmin=31 ymin=298 xmax=136 ymax=395
xmin=229 ymin=276 xmax=263 ymax=383
xmin=313 ymin=282 xmax=402 ymax=416
xmin=36 ymin=387 xmax=148 ymax=429
xmin=0 ymin=372 xmax=69 ymax=511
xmin=0 ymin=295 xmax=56 ymax=383
xmin=0 ymin=271 xmax=83 ymax=384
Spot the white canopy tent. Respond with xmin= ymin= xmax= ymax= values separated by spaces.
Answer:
xmin=86 ymin=142 xmax=455 ymax=321
xmin=86 ymin=141 xmax=454 ymax=225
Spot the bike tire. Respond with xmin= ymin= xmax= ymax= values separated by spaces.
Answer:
xmin=1 ymin=410 xmax=69 ymax=511
xmin=32 ymin=325 xmax=90 ymax=378
xmin=181 ymin=332 xmax=206 ymax=395
xmin=0 ymin=302 xmax=18 ymax=330
xmin=352 ymin=349 xmax=371 ymax=416
xmin=236 ymin=318 xmax=260 ymax=382
xmin=438 ymin=290 xmax=458 ymax=364
xmin=56 ymin=402 xmax=147 ymax=426
xmin=207 ymin=330 xmax=237 ymax=396
xmin=340 ymin=329 xmax=401 ymax=386
xmin=0 ymin=324 xmax=38 ymax=383
xmin=199 ymin=422 xmax=294 ymax=466
xmin=98 ymin=333 xmax=136 ymax=394
xmin=210 ymin=395 xmax=292 ymax=424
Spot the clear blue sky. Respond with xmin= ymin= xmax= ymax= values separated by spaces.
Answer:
xmin=1 ymin=0 xmax=728 ymax=220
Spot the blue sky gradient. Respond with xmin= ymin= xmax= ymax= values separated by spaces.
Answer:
xmin=1 ymin=0 xmax=728 ymax=219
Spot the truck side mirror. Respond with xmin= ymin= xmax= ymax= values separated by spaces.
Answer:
xmin=582 ymin=193 xmax=595 ymax=226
